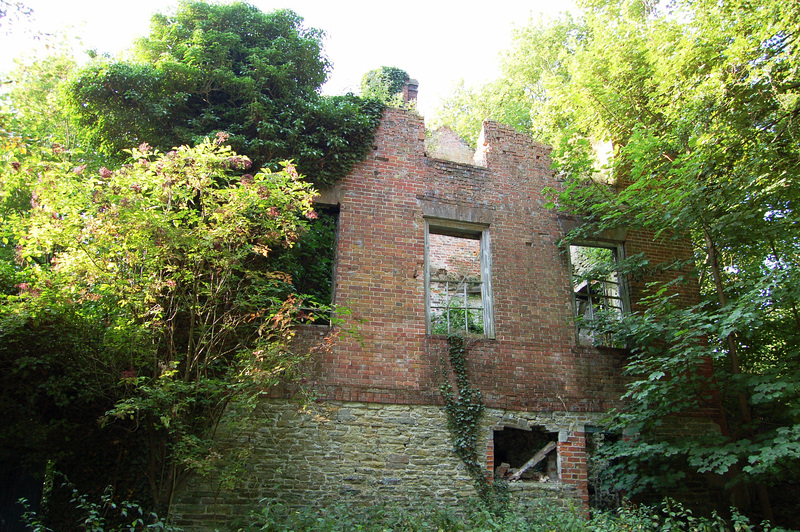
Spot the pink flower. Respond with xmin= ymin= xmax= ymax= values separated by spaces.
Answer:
xmin=72 ymin=164 xmax=87 ymax=174
xmin=268 ymin=206 xmax=279 ymax=218
xmin=16 ymin=283 xmax=41 ymax=298
xmin=215 ymin=131 xmax=230 ymax=145
xmin=305 ymin=210 xmax=318 ymax=220
xmin=99 ymin=167 xmax=113 ymax=178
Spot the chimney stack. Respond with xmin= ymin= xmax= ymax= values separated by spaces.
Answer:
xmin=402 ymin=78 xmax=419 ymax=105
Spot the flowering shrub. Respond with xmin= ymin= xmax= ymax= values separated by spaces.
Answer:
xmin=2 ymin=138 xmax=321 ymax=518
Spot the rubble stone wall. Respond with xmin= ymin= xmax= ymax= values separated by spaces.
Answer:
xmin=172 ymin=399 xmax=601 ymax=530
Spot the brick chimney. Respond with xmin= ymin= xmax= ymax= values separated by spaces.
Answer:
xmin=402 ymin=78 xmax=419 ymax=105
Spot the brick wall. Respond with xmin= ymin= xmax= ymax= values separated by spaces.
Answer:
xmin=280 ymin=107 xmax=696 ymax=503
xmin=304 ymin=108 xmax=638 ymax=412
xmin=174 ymin=108 xmax=705 ymax=525
xmin=428 ymin=233 xmax=480 ymax=280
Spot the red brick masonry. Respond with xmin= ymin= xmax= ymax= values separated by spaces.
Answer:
xmin=286 ymin=108 xmax=699 ymax=505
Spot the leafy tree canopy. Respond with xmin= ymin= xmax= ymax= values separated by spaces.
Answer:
xmin=0 ymin=134 xmax=327 ymax=520
xmin=0 ymin=2 xmax=378 ymax=524
xmin=65 ymin=1 xmax=384 ymax=187
xmin=431 ymin=12 xmax=586 ymax=147
xmin=1 ymin=47 xmax=77 ymax=148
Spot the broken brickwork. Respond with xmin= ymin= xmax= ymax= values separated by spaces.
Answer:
xmin=310 ymin=108 xmax=645 ymax=411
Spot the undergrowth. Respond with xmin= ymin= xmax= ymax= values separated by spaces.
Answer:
xmin=22 ymin=486 xmax=798 ymax=531
xmin=235 ymin=498 xmax=798 ymax=532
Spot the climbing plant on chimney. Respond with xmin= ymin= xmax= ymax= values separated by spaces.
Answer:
xmin=440 ymin=334 xmax=508 ymax=512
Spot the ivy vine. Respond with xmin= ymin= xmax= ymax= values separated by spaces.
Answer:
xmin=440 ymin=334 xmax=508 ymax=512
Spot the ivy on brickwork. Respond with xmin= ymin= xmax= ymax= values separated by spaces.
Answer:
xmin=440 ymin=334 xmax=508 ymax=512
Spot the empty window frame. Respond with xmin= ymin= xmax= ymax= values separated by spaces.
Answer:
xmin=493 ymin=426 xmax=559 ymax=482
xmin=279 ymin=205 xmax=338 ymax=325
xmin=569 ymin=243 xmax=627 ymax=344
xmin=425 ymin=219 xmax=494 ymax=338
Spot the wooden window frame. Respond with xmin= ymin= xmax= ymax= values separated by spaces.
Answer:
xmin=424 ymin=218 xmax=494 ymax=339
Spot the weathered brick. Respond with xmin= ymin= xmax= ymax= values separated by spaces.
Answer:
xmin=173 ymin=108 xmax=708 ymax=528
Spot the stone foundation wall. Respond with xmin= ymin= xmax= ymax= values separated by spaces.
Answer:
xmin=172 ymin=399 xmax=603 ymax=530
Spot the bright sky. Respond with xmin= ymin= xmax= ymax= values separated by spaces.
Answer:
xmin=0 ymin=0 xmax=575 ymax=117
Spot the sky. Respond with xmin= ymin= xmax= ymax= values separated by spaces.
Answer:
xmin=0 ymin=0 xmax=575 ymax=117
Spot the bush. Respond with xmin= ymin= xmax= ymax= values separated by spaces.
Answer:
xmin=20 ymin=473 xmax=181 ymax=532
xmin=234 ymin=497 xmax=798 ymax=532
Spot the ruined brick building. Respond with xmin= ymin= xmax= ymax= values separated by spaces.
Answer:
xmin=174 ymin=92 xmax=707 ymax=525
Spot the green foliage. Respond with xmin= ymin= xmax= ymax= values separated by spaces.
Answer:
xmin=0 ymin=42 xmax=78 ymax=149
xmin=544 ymin=0 xmax=800 ymax=518
xmin=360 ymin=66 xmax=410 ymax=105
xmin=237 ymin=499 xmax=461 ymax=532
xmin=237 ymin=497 xmax=794 ymax=532
xmin=265 ymin=208 xmax=336 ymax=307
xmin=431 ymin=304 xmax=484 ymax=336
xmin=1 ymin=137 xmax=321 ymax=518
xmin=0 ymin=4 xmax=378 ymax=523
xmin=21 ymin=473 xmax=181 ymax=532
xmin=65 ymin=2 xmax=385 ymax=186
xmin=432 ymin=13 xmax=586 ymax=146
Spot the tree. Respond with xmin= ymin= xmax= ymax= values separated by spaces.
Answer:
xmin=436 ymin=0 xmax=800 ymax=523
xmin=1 ymin=136 xmax=322 ymax=521
xmin=0 ymin=46 xmax=77 ymax=149
xmin=65 ymin=2 xmax=384 ymax=187
xmin=431 ymin=13 xmax=585 ymax=146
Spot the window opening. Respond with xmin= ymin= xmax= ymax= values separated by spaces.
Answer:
xmin=425 ymin=220 xmax=493 ymax=338
xmin=570 ymin=244 xmax=626 ymax=344
xmin=493 ymin=426 xmax=559 ymax=482
xmin=270 ymin=205 xmax=338 ymax=325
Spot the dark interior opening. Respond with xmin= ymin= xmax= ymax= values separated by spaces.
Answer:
xmin=493 ymin=426 xmax=559 ymax=481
